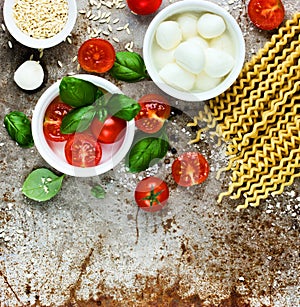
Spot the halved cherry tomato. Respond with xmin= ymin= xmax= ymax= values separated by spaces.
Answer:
xmin=126 ymin=0 xmax=162 ymax=15
xmin=90 ymin=116 xmax=127 ymax=144
xmin=248 ymin=0 xmax=285 ymax=31
xmin=43 ymin=97 xmax=73 ymax=142
xmin=135 ymin=94 xmax=171 ymax=134
xmin=134 ymin=176 xmax=169 ymax=212
xmin=78 ymin=38 xmax=116 ymax=73
xmin=64 ymin=133 xmax=102 ymax=167
xmin=172 ymin=152 xmax=209 ymax=187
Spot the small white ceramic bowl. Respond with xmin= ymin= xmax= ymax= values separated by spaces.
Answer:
xmin=3 ymin=0 xmax=77 ymax=49
xmin=143 ymin=0 xmax=245 ymax=101
xmin=32 ymin=74 xmax=136 ymax=177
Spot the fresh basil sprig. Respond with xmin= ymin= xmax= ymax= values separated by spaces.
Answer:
xmin=60 ymin=105 xmax=96 ymax=134
xmin=109 ymin=51 xmax=148 ymax=82
xmin=126 ymin=129 xmax=169 ymax=173
xmin=4 ymin=111 xmax=34 ymax=148
xmin=59 ymin=76 xmax=100 ymax=107
xmin=106 ymin=94 xmax=141 ymax=121
xmin=22 ymin=168 xmax=65 ymax=202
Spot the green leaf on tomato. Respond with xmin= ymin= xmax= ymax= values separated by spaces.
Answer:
xmin=107 ymin=93 xmax=141 ymax=121
xmin=22 ymin=168 xmax=65 ymax=202
xmin=126 ymin=129 xmax=169 ymax=173
xmin=109 ymin=51 xmax=148 ymax=82
xmin=60 ymin=105 xmax=96 ymax=134
xmin=59 ymin=76 xmax=99 ymax=107
xmin=4 ymin=111 xmax=34 ymax=148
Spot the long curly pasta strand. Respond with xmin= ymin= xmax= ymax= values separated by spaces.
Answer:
xmin=220 ymin=44 xmax=300 ymax=143
xmin=241 ymin=153 xmax=300 ymax=209
xmin=207 ymin=13 xmax=300 ymax=123
xmin=239 ymin=61 xmax=300 ymax=148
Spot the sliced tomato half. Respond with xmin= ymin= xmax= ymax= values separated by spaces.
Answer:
xmin=64 ymin=133 xmax=102 ymax=167
xmin=43 ymin=97 xmax=73 ymax=142
xmin=248 ymin=0 xmax=285 ymax=31
xmin=78 ymin=38 xmax=116 ymax=73
xmin=172 ymin=152 xmax=209 ymax=187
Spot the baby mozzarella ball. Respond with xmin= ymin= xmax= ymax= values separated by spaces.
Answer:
xmin=14 ymin=60 xmax=44 ymax=91
xmin=197 ymin=13 xmax=226 ymax=39
xmin=156 ymin=21 xmax=182 ymax=50
xmin=194 ymin=71 xmax=222 ymax=91
xmin=174 ymin=41 xmax=205 ymax=74
xmin=204 ymin=48 xmax=235 ymax=78
xmin=159 ymin=63 xmax=195 ymax=91
xmin=177 ymin=13 xmax=198 ymax=40
xmin=152 ymin=41 xmax=175 ymax=70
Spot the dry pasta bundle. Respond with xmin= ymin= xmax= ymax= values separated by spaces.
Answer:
xmin=189 ymin=13 xmax=300 ymax=210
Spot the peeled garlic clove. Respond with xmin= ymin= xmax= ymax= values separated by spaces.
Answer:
xmin=194 ymin=71 xmax=222 ymax=91
xmin=197 ymin=13 xmax=226 ymax=39
xmin=174 ymin=41 xmax=205 ymax=74
xmin=14 ymin=60 xmax=44 ymax=91
xmin=204 ymin=48 xmax=234 ymax=78
xmin=177 ymin=13 xmax=198 ymax=40
xmin=159 ymin=63 xmax=195 ymax=91
xmin=155 ymin=21 xmax=182 ymax=50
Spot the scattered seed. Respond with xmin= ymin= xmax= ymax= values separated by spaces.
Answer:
xmin=67 ymin=36 xmax=72 ymax=44
xmin=8 ymin=41 xmax=12 ymax=48
xmin=112 ymin=18 xmax=119 ymax=24
xmin=123 ymin=23 xmax=129 ymax=29
xmin=86 ymin=10 xmax=92 ymax=18
xmin=116 ymin=26 xmax=123 ymax=31
xmin=108 ymin=24 xmax=112 ymax=32
xmin=126 ymin=27 xmax=131 ymax=35
xmin=72 ymin=55 xmax=78 ymax=62
xmin=57 ymin=60 xmax=63 ymax=67
xmin=79 ymin=9 xmax=86 ymax=14
xmin=102 ymin=30 xmax=110 ymax=36
xmin=1 ymin=23 xmax=6 ymax=32
xmin=112 ymin=37 xmax=119 ymax=43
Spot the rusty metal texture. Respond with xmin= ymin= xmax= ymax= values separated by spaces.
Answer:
xmin=0 ymin=0 xmax=299 ymax=306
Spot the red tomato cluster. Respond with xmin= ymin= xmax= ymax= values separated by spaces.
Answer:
xmin=43 ymin=99 xmax=126 ymax=168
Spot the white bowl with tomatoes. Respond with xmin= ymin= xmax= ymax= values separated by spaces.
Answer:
xmin=32 ymin=74 xmax=136 ymax=177
xmin=143 ymin=0 xmax=245 ymax=101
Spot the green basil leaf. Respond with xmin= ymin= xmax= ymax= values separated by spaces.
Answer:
xmin=60 ymin=105 xmax=96 ymax=134
xmin=22 ymin=168 xmax=65 ymax=202
xmin=91 ymin=185 xmax=106 ymax=199
xmin=4 ymin=111 xmax=34 ymax=148
xmin=96 ymin=108 xmax=108 ymax=122
xmin=110 ymin=51 xmax=148 ymax=82
xmin=126 ymin=131 xmax=169 ymax=173
xmin=107 ymin=94 xmax=140 ymax=121
xmin=59 ymin=76 xmax=99 ymax=107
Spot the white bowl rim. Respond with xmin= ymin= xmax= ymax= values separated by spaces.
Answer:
xmin=143 ymin=0 xmax=245 ymax=102
xmin=32 ymin=74 xmax=135 ymax=177
xmin=3 ymin=0 xmax=77 ymax=49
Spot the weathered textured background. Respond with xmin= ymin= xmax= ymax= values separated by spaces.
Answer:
xmin=0 ymin=0 xmax=299 ymax=306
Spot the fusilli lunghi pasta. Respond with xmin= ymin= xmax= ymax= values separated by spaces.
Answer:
xmin=189 ymin=13 xmax=300 ymax=210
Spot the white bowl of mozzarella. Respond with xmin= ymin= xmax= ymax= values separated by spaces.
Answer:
xmin=143 ymin=0 xmax=245 ymax=101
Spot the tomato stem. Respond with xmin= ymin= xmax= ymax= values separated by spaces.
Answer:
xmin=141 ymin=186 xmax=164 ymax=207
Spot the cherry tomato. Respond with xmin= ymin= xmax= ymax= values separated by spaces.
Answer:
xmin=90 ymin=116 xmax=127 ymax=144
xmin=135 ymin=94 xmax=171 ymax=134
xmin=134 ymin=176 xmax=169 ymax=212
xmin=64 ymin=133 xmax=102 ymax=167
xmin=43 ymin=97 xmax=73 ymax=142
xmin=172 ymin=152 xmax=209 ymax=187
xmin=126 ymin=0 xmax=162 ymax=15
xmin=248 ymin=0 xmax=285 ymax=31
xmin=78 ymin=38 xmax=116 ymax=73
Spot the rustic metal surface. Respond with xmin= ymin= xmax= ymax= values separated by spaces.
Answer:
xmin=0 ymin=0 xmax=299 ymax=306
